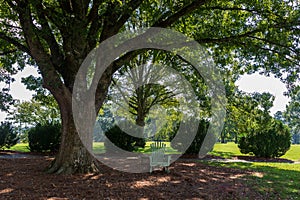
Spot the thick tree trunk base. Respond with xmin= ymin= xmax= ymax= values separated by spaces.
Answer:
xmin=45 ymin=123 xmax=100 ymax=174
xmin=46 ymin=157 xmax=99 ymax=174
xmin=47 ymin=85 xmax=102 ymax=174
xmin=45 ymin=146 xmax=101 ymax=174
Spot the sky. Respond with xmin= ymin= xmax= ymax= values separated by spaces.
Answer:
xmin=235 ymin=73 xmax=290 ymax=115
xmin=0 ymin=66 xmax=39 ymax=122
xmin=0 ymin=68 xmax=290 ymax=122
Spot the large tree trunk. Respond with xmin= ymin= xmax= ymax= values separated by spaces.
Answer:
xmin=46 ymin=91 xmax=98 ymax=174
xmin=45 ymin=65 xmax=113 ymax=174
xmin=47 ymin=117 xmax=97 ymax=174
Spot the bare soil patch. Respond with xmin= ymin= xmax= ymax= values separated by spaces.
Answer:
xmin=0 ymin=154 xmax=264 ymax=200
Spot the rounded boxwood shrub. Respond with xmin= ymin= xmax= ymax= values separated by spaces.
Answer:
xmin=104 ymin=122 xmax=146 ymax=153
xmin=238 ymin=119 xmax=291 ymax=158
xmin=170 ymin=119 xmax=209 ymax=155
xmin=28 ymin=122 xmax=61 ymax=152
xmin=104 ymin=124 xmax=141 ymax=153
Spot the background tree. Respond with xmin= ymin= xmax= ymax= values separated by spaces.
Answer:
xmin=0 ymin=121 xmax=19 ymax=149
xmin=7 ymin=95 xmax=60 ymax=127
xmin=283 ymin=92 xmax=300 ymax=144
xmin=0 ymin=68 xmax=15 ymax=111
xmin=108 ymin=57 xmax=181 ymax=147
xmin=222 ymin=89 xmax=276 ymax=143
xmin=229 ymin=91 xmax=292 ymax=158
xmin=0 ymin=0 xmax=299 ymax=174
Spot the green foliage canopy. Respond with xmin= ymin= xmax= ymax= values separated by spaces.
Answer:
xmin=0 ymin=0 xmax=299 ymax=173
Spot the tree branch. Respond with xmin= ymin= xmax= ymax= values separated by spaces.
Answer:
xmin=34 ymin=0 xmax=64 ymax=69
xmin=15 ymin=0 xmax=65 ymax=95
xmin=196 ymin=29 xmax=262 ymax=44
xmin=0 ymin=32 xmax=29 ymax=54
xmin=99 ymin=0 xmax=143 ymax=42
xmin=248 ymin=35 xmax=298 ymax=55
xmin=153 ymin=0 xmax=210 ymax=27
xmin=2 ymin=22 xmax=22 ymax=30
xmin=0 ymin=49 xmax=18 ymax=56
xmin=41 ymin=2 xmax=66 ymax=30
xmin=201 ymin=6 xmax=282 ymax=19
xmin=111 ymin=78 xmax=130 ymax=105
xmin=238 ymin=41 xmax=300 ymax=68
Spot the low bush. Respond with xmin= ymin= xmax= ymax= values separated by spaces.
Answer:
xmin=170 ymin=119 xmax=209 ymax=155
xmin=28 ymin=122 xmax=61 ymax=152
xmin=104 ymin=124 xmax=140 ymax=153
xmin=238 ymin=119 xmax=291 ymax=158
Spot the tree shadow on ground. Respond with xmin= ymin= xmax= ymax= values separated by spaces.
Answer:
xmin=204 ymin=161 xmax=300 ymax=199
xmin=208 ymin=151 xmax=237 ymax=159
xmin=0 ymin=156 xmax=265 ymax=200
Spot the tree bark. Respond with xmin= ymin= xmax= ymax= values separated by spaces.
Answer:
xmin=46 ymin=92 xmax=98 ymax=174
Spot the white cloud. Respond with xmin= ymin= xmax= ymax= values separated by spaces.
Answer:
xmin=236 ymin=73 xmax=290 ymax=115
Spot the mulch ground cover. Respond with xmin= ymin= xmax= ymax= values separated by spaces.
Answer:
xmin=0 ymin=152 xmax=267 ymax=200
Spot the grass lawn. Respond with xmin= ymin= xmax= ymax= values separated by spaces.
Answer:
xmin=93 ymin=142 xmax=105 ymax=154
xmin=203 ymin=161 xmax=300 ymax=199
xmin=4 ymin=141 xmax=300 ymax=199
xmin=7 ymin=142 xmax=300 ymax=162
xmin=209 ymin=142 xmax=245 ymax=158
xmin=205 ymin=142 xmax=300 ymax=199
xmin=210 ymin=142 xmax=300 ymax=161
xmin=5 ymin=141 xmax=181 ymax=155
xmin=92 ymin=141 xmax=179 ymax=154
xmin=281 ymin=144 xmax=300 ymax=161
xmin=4 ymin=143 xmax=30 ymax=152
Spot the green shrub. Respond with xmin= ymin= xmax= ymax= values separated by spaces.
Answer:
xmin=104 ymin=124 xmax=144 ymax=153
xmin=238 ymin=119 xmax=291 ymax=158
xmin=0 ymin=121 xmax=19 ymax=149
xmin=28 ymin=122 xmax=61 ymax=152
xmin=170 ymin=119 xmax=209 ymax=155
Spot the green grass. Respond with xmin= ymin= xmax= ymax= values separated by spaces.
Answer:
xmin=8 ymin=142 xmax=300 ymax=162
xmin=93 ymin=142 xmax=105 ymax=154
xmin=137 ymin=142 xmax=179 ymax=154
xmin=209 ymin=142 xmax=246 ymax=158
xmin=92 ymin=141 xmax=180 ymax=154
xmin=4 ymin=143 xmax=30 ymax=152
xmin=205 ymin=142 xmax=300 ymax=198
xmin=203 ymin=161 xmax=300 ymax=199
xmin=210 ymin=142 xmax=300 ymax=161
xmin=6 ymin=141 xmax=300 ymax=199
xmin=4 ymin=141 xmax=179 ymax=154
xmin=281 ymin=145 xmax=300 ymax=161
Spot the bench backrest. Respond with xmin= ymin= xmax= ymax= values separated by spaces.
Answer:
xmin=150 ymin=141 xmax=166 ymax=151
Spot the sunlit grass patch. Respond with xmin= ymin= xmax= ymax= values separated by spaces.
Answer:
xmin=4 ymin=143 xmax=30 ymax=152
xmin=202 ymin=161 xmax=300 ymax=199
xmin=280 ymin=144 xmax=300 ymax=161
xmin=210 ymin=142 xmax=300 ymax=161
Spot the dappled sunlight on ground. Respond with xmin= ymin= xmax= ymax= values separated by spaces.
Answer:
xmin=0 ymin=156 xmax=264 ymax=199
xmin=0 ymin=188 xmax=14 ymax=195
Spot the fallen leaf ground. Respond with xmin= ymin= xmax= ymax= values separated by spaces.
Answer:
xmin=0 ymin=152 xmax=267 ymax=200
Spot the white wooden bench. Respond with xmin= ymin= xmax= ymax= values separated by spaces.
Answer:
xmin=149 ymin=141 xmax=171 ymax=173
